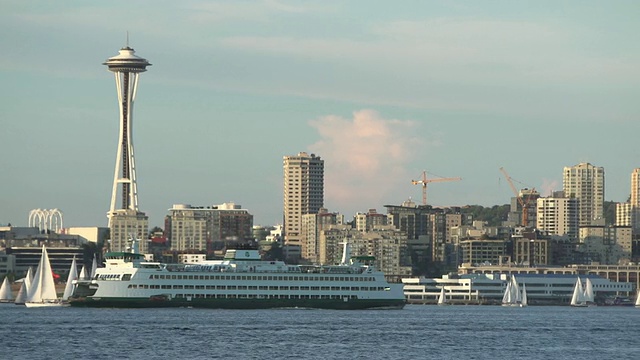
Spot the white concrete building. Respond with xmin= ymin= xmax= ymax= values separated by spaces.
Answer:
xmin=563 ymin=162 xmax=605 ymax=226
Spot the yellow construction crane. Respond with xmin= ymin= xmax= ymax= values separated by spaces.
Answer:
xmin=411 ymin=170 xmax=461 ymax=206
xmin=499 ymin=167 xmax=536 ymax=227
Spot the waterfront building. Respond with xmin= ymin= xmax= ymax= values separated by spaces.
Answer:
xmin=166 ymin=203 xmax=253 ymax=253
xmin=283 ymin=152 xmax=324 ymax=261
xmin=103 ymin=45 xmax=151 ymax=253
xmin=536 ymin=193 xmax=579 ymax=239
xmin=402 ymin=272 xmax=632 ymax=305
xmin=630 ymin=168 xmax=640 ymax=232
xmin=0 ymin=253 xmax=16 ymax=277
xmin=616 ymin=202 xmax=632 ymax=227
xmin=563 ymin=162 xmax=605 ymax=226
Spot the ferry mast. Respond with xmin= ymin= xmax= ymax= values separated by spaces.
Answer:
xmin=103 ymin=44 xmax=151 ymax=226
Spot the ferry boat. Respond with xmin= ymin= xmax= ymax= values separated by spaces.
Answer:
xmin=69 ymin=242 xmax=405 ymax=310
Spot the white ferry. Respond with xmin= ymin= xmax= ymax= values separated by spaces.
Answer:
xmin=69 ymin=243 xmax=405 ymax=310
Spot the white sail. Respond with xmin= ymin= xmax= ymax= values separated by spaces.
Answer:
xmin=584 ymin=278 xmax=595 ymax=303
xmin=437 ymin=287 xmax=446 ymax=305
xmin=520 ymin=283 xmax=528 ymax=307
xmin=25 ymin=246 xmax=60 ymax=306
xmin=635 ymin=289 xmax=640 ymax=307
xmin=501 ymin=278 xmax=513 ymax=305
xmin=0 ymin=277 xmax=13 ymax=301
xmin=570 ymin=277 xmax=586 ymax=307
xmin=90 ymin=255 xmax=98 ymax=278
xmin=511 ymin=276 xmax=522 ymax=304
xmin=14 ymin=267 xmax=33 ymax=304
xmin=62 ymin=256 xmax=78 ymax=301
xmin=79 ymin=265 xmax=87 ymax=280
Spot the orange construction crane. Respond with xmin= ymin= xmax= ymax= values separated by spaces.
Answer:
xmin=411 ymin=171 xmax=461 ymax=205
xmin=499 ymin=167 xmax=536 ymax=227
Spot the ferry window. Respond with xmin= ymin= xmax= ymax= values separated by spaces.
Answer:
xmin=238 ymin=286 xmax=247 ymax=290
xmin=351 ymin=287 xmax=359 ymax=291
xmin=216 ymin=285 xmax=225 ymax=290
xmin=259 ymin=286 xmax=268 ymax=290
xmin=252 ymin=276 xmax=257 ymax=280
xmin=122 ymin=274 xmax=132 ymax=281
xmin=290 ymin=286 xmax=299 ymax=291
xmin=228 ymin=285 xmax=237 ymax=290
xmin=279 ymin=286 xmax=289 ymax=290
xmin=184 ymin=285 xmax=194 ymax=289
xmin=341 ymin=287 xmax=349 ymax=291
xmin=331 ymin=287 xmax=339 ymax=291
xmin=269 ymin=286 xmax=278 ymax=290
xmin=172 ymin=275 xmax=177 ymax=279
xmin=173 ymin=285 xmax=183 ymax=289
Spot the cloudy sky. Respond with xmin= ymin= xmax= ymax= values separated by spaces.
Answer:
xmin=1 ymin=1 xmax=639 ymax=228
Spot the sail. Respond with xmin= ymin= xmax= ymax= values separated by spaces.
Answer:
xmin=437 ymin=287 xmax=446 ymax=305
xmin=502 ymin=279 xmax=513 ymax=304
xmin=15 ymin=267 xmax=34 ymax=304
xmin=79 ymin=265 xmax=87 ymax=280
xmin=635 ymin=289 xmax=640 ymax=307
xmin=0 ymin=277 xmax=13 ymax=301
xmin=62 ymin=256 xmax=78 ymax=300
xmin=26 ymin=246 xmax=59 ymax=303
xmin=570 ymin=278 xmax=585 ymax=306
xmin=511 ymin=276 xmax=522 ymax=303
xmin=520 ymin=283 xmax=528 ymax=307
xmin=584 ymin=278 xmax=595 ymax=303
xmin=90 ymin=255 xmax=98 ymax=278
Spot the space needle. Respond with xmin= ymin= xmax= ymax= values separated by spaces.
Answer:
xmin=104 ymin=43 xmax=151 ymax=252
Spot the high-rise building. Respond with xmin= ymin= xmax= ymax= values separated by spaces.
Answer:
xmin=536 ymin=194 xmax=579 ymax=239
xmin=283 ymin=152 xmax=324 ymax=260
xmin=562 ymin=162 xmax=604 ymax=226
xmin=631 ymin=168 xmax=640 ymax=231
xmin=104 ymin=45 xmax=151 ymax=253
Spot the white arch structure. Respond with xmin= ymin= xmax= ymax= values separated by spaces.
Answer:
xmin=28 ymin=208 xmax=64 ymax=233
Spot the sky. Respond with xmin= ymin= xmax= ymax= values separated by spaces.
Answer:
xmin=1 ymin=1 xmax=639 ymax=229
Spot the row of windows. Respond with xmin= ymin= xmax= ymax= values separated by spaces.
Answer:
xmin=128 ymin=284 xmax=384 ymax=291
xmin=174 ymin=294 xmax=356 ymax=300
xmin=149 ymin=274 xmax=376 ymax=282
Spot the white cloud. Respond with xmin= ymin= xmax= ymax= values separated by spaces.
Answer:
xmin=308 ymin=110 xmax=433 ymax=215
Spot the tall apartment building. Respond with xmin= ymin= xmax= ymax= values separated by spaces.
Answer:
xmin=166 ymin=203 xmax=253 ymax=252
xmin=283 ymin=152 xmax=324 ymax=260
xmin=536 ymin=194 xmax=579 ymax=239
xmin=563 ymin=162 xmax=605 ymax=226
xmin=430 ymin=212 xmax=462 ymax=264
xmin=631 ymin=168 xmax=640 ymax=231
xmin=301 ymin=208 xmax=342 ymax=263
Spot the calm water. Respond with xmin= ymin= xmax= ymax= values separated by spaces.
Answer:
xmin=1 ymin=304 xmax=639 ymax=359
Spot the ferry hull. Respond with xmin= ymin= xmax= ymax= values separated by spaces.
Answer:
xmin=69 ymin=297 xmax=405 ymax=310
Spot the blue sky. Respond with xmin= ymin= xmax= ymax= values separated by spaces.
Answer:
xmin=1 ymin=1 xmax=639 ymax=228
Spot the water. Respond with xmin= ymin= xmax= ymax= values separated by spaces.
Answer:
xmin=1 ymin=304 xmax=639 ymax=359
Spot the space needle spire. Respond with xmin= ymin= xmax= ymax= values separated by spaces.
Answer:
xmin=104 ymin=44 xmax=151 ymax=223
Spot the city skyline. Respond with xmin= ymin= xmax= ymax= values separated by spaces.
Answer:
xmin=2 ymin=1 xmax=639 ymax=228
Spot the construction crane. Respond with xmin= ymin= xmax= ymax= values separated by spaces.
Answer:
xmin=499 ymin=167 xmax=536 ymax=227
xmin=411 ymin=171 xmax=462 ymax=206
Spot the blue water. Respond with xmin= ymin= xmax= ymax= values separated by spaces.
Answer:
xmin=1 ymin=304 xmax=639 ymax=359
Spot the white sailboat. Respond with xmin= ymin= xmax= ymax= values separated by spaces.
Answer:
xmin=14 ymin=267 xmax=34 ymax=305
xmin=635 ymin=289 xmax=640 ymax=308
xmin=437 ymin=287 xmax=450 ymax=305
xmin=0 ymin=277 xmax=14 ymax=302
xmin=79 ymin=264 xmax=88 ymax=280
xmin=62 ymin=256 xmax=78 ymax=301
xmin=583 ymin=278 xmax=596 ymax=305
xmin=502 ymin=275 xmax=523 ymax=307
xmin=25 ymin=246 xmax=65 ymax=307
xmin=570 ymin=277 xmax=588 ymax=307
xmin=520 ymin=283 xmax=528 ymax=307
